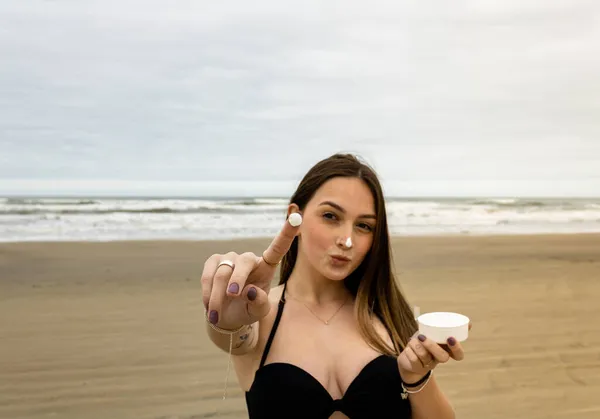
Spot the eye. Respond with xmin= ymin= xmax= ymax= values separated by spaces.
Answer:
xmin=357 ymin=223 xmax=373 ymax=232
xmin=323 ymin=212 xmax=338 ymax=221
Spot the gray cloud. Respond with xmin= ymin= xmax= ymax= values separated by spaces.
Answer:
xmin=1 ymin=0 xmax=599 ymax=196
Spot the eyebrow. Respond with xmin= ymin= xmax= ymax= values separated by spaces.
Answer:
xmin=318 ymin=201 xmax=377 ymax=219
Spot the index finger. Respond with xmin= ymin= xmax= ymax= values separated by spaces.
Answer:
xmin=200 ymin=254 xmax=221 ymax=310
xmin=262 ymin=212 xmax=302 ymax=266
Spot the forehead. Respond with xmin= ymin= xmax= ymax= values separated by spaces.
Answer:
xmin=308 ymin=177 xmax=375 ymax=215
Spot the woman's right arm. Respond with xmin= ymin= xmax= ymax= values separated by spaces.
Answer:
xmin=206 ymin=321 xmax=259 ymax=356
xmin=200 ymin=213 xmax=302 ymax=356
xmin=201 ymin=251 xmax=269 ymax=356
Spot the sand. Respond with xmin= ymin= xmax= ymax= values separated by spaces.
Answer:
xmin=1 ymin=234 xmax=599 ymax=419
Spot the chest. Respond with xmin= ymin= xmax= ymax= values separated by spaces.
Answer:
xmin=260 ymin=301 xmax=388 ymax=399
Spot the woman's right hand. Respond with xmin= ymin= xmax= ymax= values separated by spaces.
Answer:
xmin=201 ymin=213 xmax=302 ymax=330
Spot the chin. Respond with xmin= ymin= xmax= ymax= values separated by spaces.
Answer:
xmin=321 ymin=266 xmax=354 ymax=281
xmin=324 ymin=273 xmax=347 ymax=281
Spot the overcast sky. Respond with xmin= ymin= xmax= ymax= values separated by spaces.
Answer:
xmin=1 ymin=0 xmax=599 ymax=197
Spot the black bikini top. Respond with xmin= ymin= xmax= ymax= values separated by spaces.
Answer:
xmin=244 ymin=281 xmax=412 ymax=418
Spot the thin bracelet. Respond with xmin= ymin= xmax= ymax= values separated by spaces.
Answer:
xmin=400 ymin=371 xmax=432 ymax=399
xmin=204 ymin=310 xmax=247 ymax=403
xmin=401 ymin=370 xmax=431 ymax=388
xmin=204 ymin=309 xmax=246 ymax=334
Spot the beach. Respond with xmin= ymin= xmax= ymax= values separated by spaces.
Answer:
xmin=1 ymin=234 xmax=599 ymax=419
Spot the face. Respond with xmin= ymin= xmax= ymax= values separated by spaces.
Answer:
xmin=291 ymin=177 xmax=376 ymax=281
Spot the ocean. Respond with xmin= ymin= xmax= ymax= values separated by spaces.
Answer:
xmin=1 ymin=197 xmax=600 ymax=242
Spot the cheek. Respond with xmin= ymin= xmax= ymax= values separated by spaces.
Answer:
xmin=302 ymin=222 xmax=333 ymax=262
xmin=354 ymin=236 xmax=373 ymax=261
xmin=304 ymin=221 xmax=331 ymax=253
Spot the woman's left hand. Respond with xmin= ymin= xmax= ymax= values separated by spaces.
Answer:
xmin=397 ymin=323 xmax=471 ymax=383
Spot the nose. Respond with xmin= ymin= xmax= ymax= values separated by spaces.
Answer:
xmin=337 ymin=225 xmax=353 ymax=249
xmin=340 ymin=222 xmax=353 ymax=239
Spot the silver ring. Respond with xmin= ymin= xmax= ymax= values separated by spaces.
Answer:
xmin=217 ymin=259 xmax=235 ymax=270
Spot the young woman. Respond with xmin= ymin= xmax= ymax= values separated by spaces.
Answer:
xmin=201 ymin=153 xmax=469 ymax=418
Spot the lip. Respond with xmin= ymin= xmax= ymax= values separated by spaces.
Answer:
xmin=330 ymin=255 xmax=351 ymax=262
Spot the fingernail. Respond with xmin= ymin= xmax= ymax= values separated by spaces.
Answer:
xmin=288 ymin=212 xmax=302 ymax=227
xmin=228 ymin=283 xmax=239 ymax=294
xmin=418 ymin=334 xmax=426 ymax=342
xmin=209 ymin=310 xmax=218 ymax=324
xmin=247 ymin=287 xmax=257 ymax=301
xmin=447 ymin=337 xmax=456 ymax=346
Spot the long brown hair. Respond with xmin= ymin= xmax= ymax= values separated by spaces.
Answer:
xmin=279 ymin=153 xmax=418 ymax=355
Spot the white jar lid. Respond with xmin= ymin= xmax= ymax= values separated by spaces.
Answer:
xmin=417 ymin=312 xmax=470 ymax=344
xmin=418 ymin=312 xmax=470 ymax=328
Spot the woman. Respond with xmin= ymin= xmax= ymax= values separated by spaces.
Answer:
xmin=201 ymin=153 xmax=468 ymax=418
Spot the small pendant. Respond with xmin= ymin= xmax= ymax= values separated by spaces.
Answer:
xmin=401 ymin=390 xmax=408 ymax=400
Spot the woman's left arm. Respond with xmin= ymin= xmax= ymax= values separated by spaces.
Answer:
xmin=402 ymin=373 xmax=455 ymax=419
xmin=397 ymin=327 xmax=471 ymax=419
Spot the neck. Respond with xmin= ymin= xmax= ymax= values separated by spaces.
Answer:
xmin=285 ymin=250 xmax=350 ymax=306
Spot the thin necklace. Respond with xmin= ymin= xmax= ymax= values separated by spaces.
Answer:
xmin=286 ymin=292 xmax=350 ymax=325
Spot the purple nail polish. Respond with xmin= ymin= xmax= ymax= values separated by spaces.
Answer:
xmin=418 ymin=334 xmax=426 ymax=342
xmin=247 ymin=287 xmax=257 ymax=301
xmin=228 ymin=283 xmax=239 ymax=294
xmin=447 ymin=337 xmax=456 ymax=346
xmin=209 ymin=310 xmax=218 ymax=324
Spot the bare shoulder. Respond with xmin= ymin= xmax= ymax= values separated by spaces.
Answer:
xmin=269 ymin=283 xmax=285 ymax=302
xmin=238 ymin=283 xmax=284 ymax=358
xmin=370 ymin=313 xmax=395 ymax=348
xmin=243 ymin=283 xmax=283 ymax=353
xmin=257 ymin=283 xmax=284 ymax=341
xmin=231 ymin=283 xmax=284 ymax=390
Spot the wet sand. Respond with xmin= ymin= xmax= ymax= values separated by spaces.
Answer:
xmin=1 ymin=234 xmax=599 ymax=418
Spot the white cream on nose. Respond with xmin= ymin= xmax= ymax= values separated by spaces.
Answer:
xmin=345 ymin=237 xmax=352 ymax=248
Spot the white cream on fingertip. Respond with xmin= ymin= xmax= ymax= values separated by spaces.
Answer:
xmin=288 ymin=212 xmax=302 ymax=227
